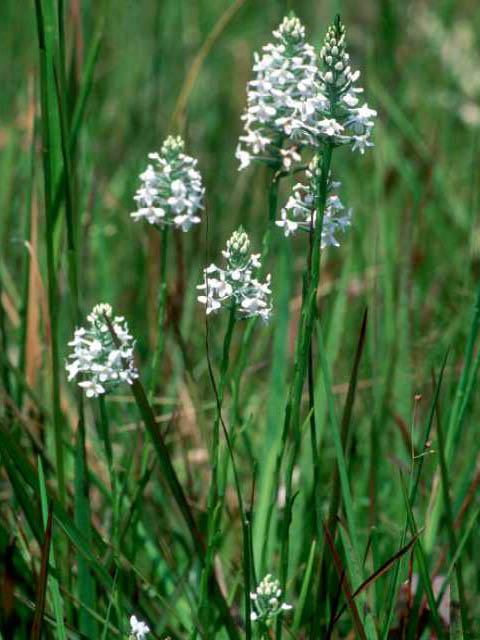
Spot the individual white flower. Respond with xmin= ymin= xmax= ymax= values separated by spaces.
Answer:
xmin=318 ymin=118 xmax=344 ymax=137
xmin=129 ymin=615 xmax=150 ymax=639
xmin=197 ymin=228 xmax=272 ymax=321
xmin=66 ymin=303 xmax=138 ymax=398
xmin=235 ymin=144 xmax=252 ymax=170
xmin=250 ymin=574 xmax=292 ymax=626
xmin=276 ymin=156 xmax=352 ymax=247
xmin=351 ymin=133 xmax=374 ymax=155
xmin=131 ymin=136 xmax=204 ymax=231
xmin=237 ymin=15 xmax=326 ymax=171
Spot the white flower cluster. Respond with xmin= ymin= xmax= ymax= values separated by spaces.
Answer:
xmin=197 ymin=227 xmax=272 ymax=322
xmin=131 ymin=135 xmax=204 ymax=232
xmin=236 ymin=15 xmax=377 ymax=171
xmin=236 ymin=15 xmax=323 ymax=171
xmin=66 ymin=303 xmax=138 ymax=398
xmin=129 ymin=615 xmax=149 ymax=639
xmin=250 ymin=574 xmax=292 ymax=625
xmin=276 ymin=156 xmax=351 ymax=246
xmin=316 ymin=17 xmax=377 ymax=153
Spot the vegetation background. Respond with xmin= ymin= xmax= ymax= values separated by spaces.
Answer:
xmin=1 ymin=0 xmax=480 ymax=638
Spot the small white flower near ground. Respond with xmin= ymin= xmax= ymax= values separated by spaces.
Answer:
xmin=129 ymin=614 xmax=150 ymax=639
xmin=250 ymin=574 xmax=292 ymax=625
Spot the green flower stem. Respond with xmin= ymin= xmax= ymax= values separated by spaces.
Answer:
xmin=434 ymin=379 xmax=469 ymax=634
xmin=97 ymin=396 xmax=121 ymax=627
xmin=149 ymin=225 xmax=169 ymax=399
xmin=261 ymin=170 xmax=281 ymax=263
xmin=210 ymin=311 xmax=253 ymax=640
xmin=221 ymin=168 xmax=277 ymax=476
xmin=219 ymin=171 xmax=280 ymax=500
xmin=308 ymin=340 xmax=322 ymax=541
xmin=230 ymin=169 xmax=280 ymax=397
xmin=199 ymin=304 xmax=237 ymax=632
xmin=98 ymin=396 xmax=119 ymax=549
xmin=277 ymin=144 xmax=333 ymax=639
xmin=141 ymin=226 xmax=169 ymax=486
xmin=224 ymin=169 xmax=280 ymax=463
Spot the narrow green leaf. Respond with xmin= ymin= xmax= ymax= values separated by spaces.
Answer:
xmin=38 ymin=459 xmax=67 ymax=640
xmin=74 ymin=414 xmax=98 ymax=637
xmin=436 ymin=503 xmax=480 ymax=606
xmin=433 ymin=365 xmax=469 ymax=633
xmin=31 ymin=502 xmax=53 ymax=640
xmin=450 ymin=569 xmax=463 ymax=640
xmin=427 ymin=282 xmax=480 ymax=551
xmin=323 ymin=523 xmax=368 ymax=640
xmin=0 ymin=445 xmax=43 ymax=544
xmin=381 ymin=353 xmax=447 ymax=638
xmin=399 ymin=471 xmax=445 ymax=639
xmin=327 ymin=308 xmax=368 ymax=534
xmin=291 ymin=539 xmax=316 ymax=634
xmin=338 ymin=522 xmax=378 ymax=640
xmin=101 ymin=570 xmax=118 ymax=640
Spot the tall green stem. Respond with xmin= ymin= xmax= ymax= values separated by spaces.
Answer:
xmin=98 ymin=396 xmax=120 ymax=547
xmin=199 ymin=305 xmax=236 ymax=632
xmin=261 ymin=170 xmax=280 ymax=263
xmin=231 ymin=170 xmax=280 ymax=382
xmin=150 ymin=226 xmax=169 ymax=399
xmin=277 ymin=144 xmax=333 ymax=639
xmin=224 ymin=174 xmax=280 ymax=492
xmin=141 ymin=226 xmax=170 ymax=478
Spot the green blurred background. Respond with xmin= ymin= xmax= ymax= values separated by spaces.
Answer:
xmin=1 ymin=0 xmax=480 ymax=636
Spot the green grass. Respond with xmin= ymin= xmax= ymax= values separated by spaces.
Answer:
xmin=1 ymin=1 xmax=480 ymax=638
